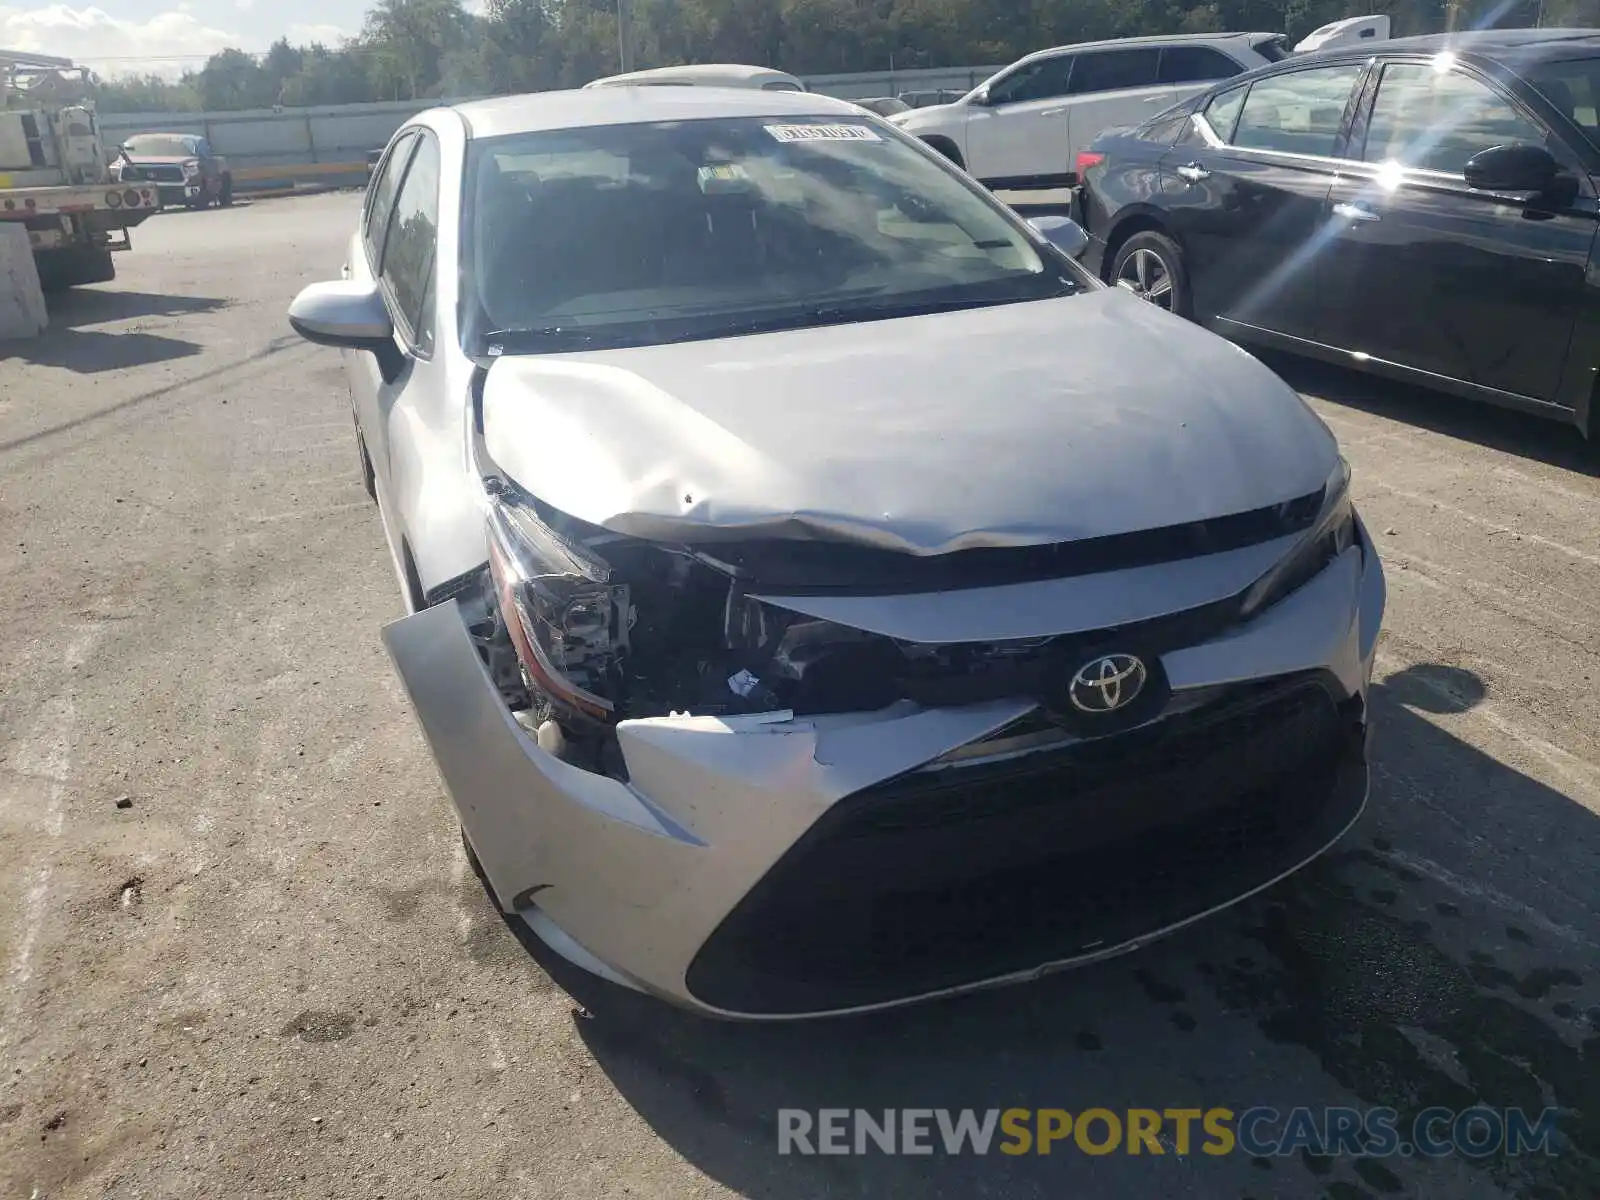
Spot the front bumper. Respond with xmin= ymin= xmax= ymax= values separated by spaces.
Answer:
xmin=154 ymin=182 xmax=204 ymax=205
xmin=384 ymin=535 xmax=1385 ymax=1019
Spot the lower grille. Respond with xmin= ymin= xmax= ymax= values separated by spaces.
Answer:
xmin=686 ymin=674 xmax=1367 ymax=1015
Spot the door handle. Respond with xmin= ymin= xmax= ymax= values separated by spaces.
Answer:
xmin=1174 ymin=163 xmax=1210 ymax=183
xmin=1333 ymin=202 xmax=1380 ymax=223
xmin=1039 ymin=107 xmax=1066 ymax=117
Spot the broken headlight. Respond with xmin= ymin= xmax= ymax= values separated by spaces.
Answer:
xmin=1239 ymin=457 xmax=1357 ymax=620
xmin=484 ymin=487 xmax=630 ymax=724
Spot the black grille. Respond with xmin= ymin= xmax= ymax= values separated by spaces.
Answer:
xmin=686 ymin=674 xmax=1367 ymax=1015
xmin=132 ymin=164 xmax=185 ymax=182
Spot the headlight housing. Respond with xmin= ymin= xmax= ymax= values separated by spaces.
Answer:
xmin=1239 ymin=458 xmax=1357 ymax=619
xmin=182 ymin=160 xmax=201 ymax=178
xmin=484 ymin=485 xmax=630 ymax=724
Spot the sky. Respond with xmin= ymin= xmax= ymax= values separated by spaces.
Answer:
xmin=0 ymin=1 xmax=365 ymax=77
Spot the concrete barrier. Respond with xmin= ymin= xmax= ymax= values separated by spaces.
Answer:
xmin=0 ymin=223 xmax=48 ymax=340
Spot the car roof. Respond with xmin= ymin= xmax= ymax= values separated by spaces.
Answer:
xmin=1374 ymin=28 xmax=1600 ymax=54
xmin=584 ymin=63 xmax=801 ymax=87
xmin=452 ymin=87 xmax=861 ymax=139
xmin=1019 ymin=30 xmax=1279 ymax=60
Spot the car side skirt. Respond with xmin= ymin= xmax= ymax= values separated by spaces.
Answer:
xmin=1214 ymin=317 xmax=1580 ymax=427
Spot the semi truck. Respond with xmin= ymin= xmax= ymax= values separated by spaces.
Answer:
xmin=1 ymin=48 xmax=160 ymax=290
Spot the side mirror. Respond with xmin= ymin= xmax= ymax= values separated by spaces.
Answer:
xmin=968 ymin=85 xmax=991 ymax=107
xmin=288 ymin=280 xmax=393 ymax=351
xmin=1028 ymin=214 xmax=1089 ymax=260
xmin=1463 ymin=142 xmax=1557 ymax=194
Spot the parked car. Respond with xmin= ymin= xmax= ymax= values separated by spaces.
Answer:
xmin=854 ymin=95 xmax=911 ymax=117
xmin=583 ymin=63 xmax=806 ymax=92
xmin=1077 ymin=28 xmax=1600 ymax=434
xmin=112 ymin=132 xmax=232 ymax=208
xmin=890 ymin=33 xmax=1291 ymax=189
xmin=287 ymin=87 xmax=1383 ymax=1019
xmin=897 ymin=88 xmax=968 ymax=109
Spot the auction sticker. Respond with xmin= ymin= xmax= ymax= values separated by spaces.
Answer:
xmin=765 ymin=124 xmax=882 ymax=143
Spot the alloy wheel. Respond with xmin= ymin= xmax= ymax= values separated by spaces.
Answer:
xmin=1115 ymin=248 xmax=1175 ymax=309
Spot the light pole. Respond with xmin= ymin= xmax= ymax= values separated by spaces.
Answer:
xmin=616 ymin=0 xmax=633 ymax=73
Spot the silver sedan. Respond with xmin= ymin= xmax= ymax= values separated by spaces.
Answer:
xmin=287 ymin=86 xmax=1385 ymax=1019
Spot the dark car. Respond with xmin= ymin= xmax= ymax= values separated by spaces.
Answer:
xmin=113 ymin=133 xmax=233 ymax=209
xmin=1077 ymin=29 xmax=1600 ymax=434
xmin=854 ymin=95 xmax=911 ymax=117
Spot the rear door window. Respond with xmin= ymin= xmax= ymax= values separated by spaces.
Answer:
xmin=1158 ymin=46 xmax=1246 ymax=86
xmin=1199 ymin=85 xmax=1248 ymax=143
xmin=1229 ymin=65 xmax=1365 ymax=156
xmin=1067 ymin=48 xmax=1162 ymax=95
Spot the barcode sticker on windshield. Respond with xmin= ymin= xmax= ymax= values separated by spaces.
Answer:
xmin=764 ymin=123 xmax=882 ymax=143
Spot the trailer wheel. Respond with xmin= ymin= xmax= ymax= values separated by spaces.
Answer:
xmin=35 ymin=246 xmax=115 ymax=292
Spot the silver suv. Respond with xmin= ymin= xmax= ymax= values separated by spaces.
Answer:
xmin=892 ymin=32 xmax=1289 ymax=189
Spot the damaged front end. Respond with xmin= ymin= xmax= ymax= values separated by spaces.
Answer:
xmin=382 ymin=369 xmax=1382 ymax=1018
xmin=476 ymin=464 xmax=1148 ymax=776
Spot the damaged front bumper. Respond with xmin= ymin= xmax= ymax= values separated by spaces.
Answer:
xmin=384 ymin=537 xmax=1385 ymax=1019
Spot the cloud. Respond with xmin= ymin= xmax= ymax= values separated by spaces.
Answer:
xmin=235 ymin=0 xmax=252 ymax=7
xmin=0 ymin=5 xmax=245 ymax=76
xmin=286 ymin=22 xmax=350 ymax=46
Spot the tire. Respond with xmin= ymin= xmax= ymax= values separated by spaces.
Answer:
xmin=34 ymin=246 xmax=115 ymax=292
xmin=1109 ymin=230 xmax=1190 ymax=319
xmin=219 ymin=175 xmax=234 ymax=207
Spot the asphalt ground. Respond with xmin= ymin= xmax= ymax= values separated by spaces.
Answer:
xmin=1 ymin=193 xmax=1597 ymax=1200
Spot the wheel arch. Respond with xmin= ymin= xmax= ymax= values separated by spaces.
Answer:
xmin=918 ymin=135 xmax=965 ymax=168
xmin=1101 ymin=209 xmax=1176 ymax=283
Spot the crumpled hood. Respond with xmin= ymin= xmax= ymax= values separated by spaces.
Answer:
xmin=480 ymin=287 xmax=1338 ymax=554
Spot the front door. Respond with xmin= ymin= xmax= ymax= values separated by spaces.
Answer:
xmin=964 ymin=51 xmax=1077 ymax=183
xmin=1158 ymin=63 xmax=1366 ymax=339
xmin=1322 ymin=59 xmax=1598 ymax=403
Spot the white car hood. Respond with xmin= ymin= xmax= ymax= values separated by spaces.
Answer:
xmin=480 ymin=287 xmax=1338 ymax=555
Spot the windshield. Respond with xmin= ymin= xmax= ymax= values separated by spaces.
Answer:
xmin=123 ymin=134 xmax=198 ymax=157
xmin=1526 ymin=56 xmax=1600 ymax=149
xmin=463 ymin=115 xmax=1085 ymax=353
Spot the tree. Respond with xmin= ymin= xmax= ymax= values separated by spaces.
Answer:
xmin=195 ymin=48 xmax=277 ymax=111
xmin=93 ymin=0 xmax=1570 ymax=112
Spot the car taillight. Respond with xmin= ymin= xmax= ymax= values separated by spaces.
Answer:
xmin=1075 ymin=150 xmax=1106 ymax=176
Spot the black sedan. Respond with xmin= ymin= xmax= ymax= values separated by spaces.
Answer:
xmin=1077 ymin=29 xmax=1600 ymax=434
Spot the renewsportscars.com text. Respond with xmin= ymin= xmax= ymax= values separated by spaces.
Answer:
xmin=777 ymin=1107 xmax=1561 ymax=1159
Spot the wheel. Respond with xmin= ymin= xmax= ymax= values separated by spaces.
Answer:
xmin=219 ymin=175 xmax=234 ymax=207
xmin=34 ymin=246 xmax=115 ymax=292
xmin=1109 ymin=230 xmax=1190 ymax=318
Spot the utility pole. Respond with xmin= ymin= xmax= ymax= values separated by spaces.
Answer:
xmin=616 ymin=0 xmax=633 ymax=73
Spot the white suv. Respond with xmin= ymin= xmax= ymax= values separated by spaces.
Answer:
xmin=892 ymin=33 xmax=1288 ymax=188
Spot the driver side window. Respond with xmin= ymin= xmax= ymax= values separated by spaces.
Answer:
xmin=1363 ymin=63 xmax=1548 ymax=174
xmin=987 ymin=54 xmax=1076 ymax=106
xmin=363 ymin=132 xmax=417 ymax=268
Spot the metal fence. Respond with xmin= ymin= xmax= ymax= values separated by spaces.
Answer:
xmin=96 ymin=64 xmax=1001 ymax=191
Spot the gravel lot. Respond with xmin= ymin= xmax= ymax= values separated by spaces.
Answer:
xmin=2 ymin=193 xmax=1598 ymax=1200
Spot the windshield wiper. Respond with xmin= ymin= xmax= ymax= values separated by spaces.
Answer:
xmin=482 ymin=326 xmax=605 ymax=355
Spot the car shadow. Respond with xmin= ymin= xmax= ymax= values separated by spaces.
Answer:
xmin=1 ymin=288 xmax=225 ymax=374
xmin=1264 ymin=353 xmax=1598 ymax=477
xmin=487 ymin=665 xmax=1599 ymax=1198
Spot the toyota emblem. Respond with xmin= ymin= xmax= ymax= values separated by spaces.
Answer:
xmin=1068 ymin=654 xmax=1147 ymax=713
